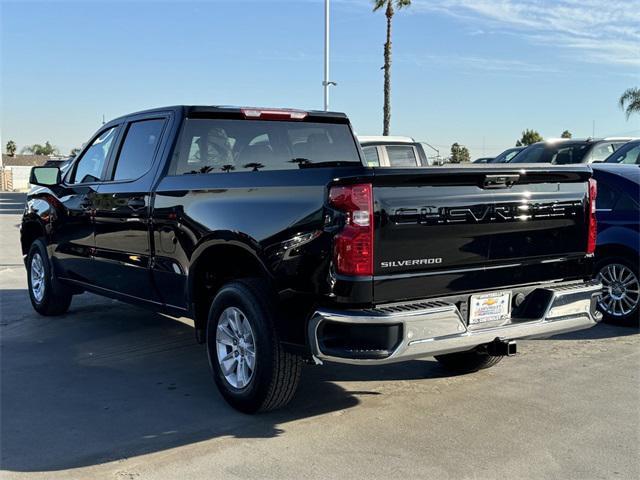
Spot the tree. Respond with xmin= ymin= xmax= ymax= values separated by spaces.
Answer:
xmin=515 ymin=129 xmax=543 ymax=146
xmin=22 ymin=141 xmax=58 ymax=156
xmin=69 ymin=147 xmax=81 ymax=157
xmin=619 ymin=87 xmax=640 ymax=119
xmin=372 ymin=0 xmax=412 ymax=136
xmin=561 ymin=130 xmax=572 ymax=139
xmin=450 ymin=143 xmax=470 ymax=163
xmin=6 ymin=140 xmax=17 ymax=157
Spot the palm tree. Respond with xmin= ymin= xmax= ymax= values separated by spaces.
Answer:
xmin=619 ymin=87 xmax=640 ymax=119
xmin=372 ymin=0 xmax=411 ymax=136
xmin=6 ymin=140 xmax=17 ymax=157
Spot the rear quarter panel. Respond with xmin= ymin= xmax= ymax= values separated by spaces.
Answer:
xmin=151 ymin=167 xmax=369 ymax=309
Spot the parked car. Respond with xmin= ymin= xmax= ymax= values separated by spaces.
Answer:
xmin=592 ymin=164 xmax=639 ymax=325
xmin=490 ymin=146 xmax=524 ymax=163
xmin=473 ymin=157 xmax=494 ymax=164
xmin=358 ymin=136 xmax=431 ymax=167
xmin=509 ymin=138 xmax=633 ymax=165
xmin=604 ymin=139 xmax=640 ymax=165
xmin=22 ymin=105 xmax=602 ymax=413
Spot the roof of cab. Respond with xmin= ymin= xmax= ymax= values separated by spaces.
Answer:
xmin=105 ymin=105 xmax=349 ymax=125
xmin=358 ymin=135 xmax=416 ymax=144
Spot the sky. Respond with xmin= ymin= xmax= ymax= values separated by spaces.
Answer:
xmin=1 ymin=0 xmax=639 ymax=159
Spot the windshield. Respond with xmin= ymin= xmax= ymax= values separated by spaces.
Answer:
xmin=604 ymin=141 xmax=640 ymax=164
xmin=491 ymin=147 xmax=522 ymax=163
xmin=510 ymin=142 xmax=589 ymax=164
xmin=170 ymin=118 xmax=361 ymax=174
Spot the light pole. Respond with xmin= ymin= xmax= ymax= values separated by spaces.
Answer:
xmin=323 ymin=0 xmax=336 ymax=111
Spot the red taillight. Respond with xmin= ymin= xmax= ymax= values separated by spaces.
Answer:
xmin=587 ymin=178 xmax=597 ymax=254
xmin=329 ymin=184 xmax=373 ymax=276
xmin=240 ymin=108 xmax=307 ymax=120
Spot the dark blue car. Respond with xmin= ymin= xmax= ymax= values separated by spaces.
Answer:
xmin=592 ymin=164 xmax=640 ymax=324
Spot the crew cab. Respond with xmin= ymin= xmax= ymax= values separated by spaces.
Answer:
xmin=22 ymin=106 xmax=602 ymax=413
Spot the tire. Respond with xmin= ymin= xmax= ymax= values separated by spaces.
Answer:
xmin=596 ymin=256 xmax=640 ymax=326
xmin=435 ymin=347 xmax=503 ymax=374
xmin=206 ymin=278 xmax=302 ymax=413
xmin=27 ymin=238 xmax=72 ymax=316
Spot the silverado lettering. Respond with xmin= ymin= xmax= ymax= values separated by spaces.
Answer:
xmin=381 ymin=258 xmax=442 ymax=268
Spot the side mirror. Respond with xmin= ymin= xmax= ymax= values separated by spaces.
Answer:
xmin=30 ymin=166 xmax=61 ymax=187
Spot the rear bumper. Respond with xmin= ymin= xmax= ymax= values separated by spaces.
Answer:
xmin=308 ymin=280 xmax=602 ymax=365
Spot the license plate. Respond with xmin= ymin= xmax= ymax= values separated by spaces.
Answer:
xmin=469 ymin=291 xmax=512 ymax=325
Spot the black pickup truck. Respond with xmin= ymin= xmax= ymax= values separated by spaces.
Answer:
xmin=22 ymin=106 xmax=602 ymax=412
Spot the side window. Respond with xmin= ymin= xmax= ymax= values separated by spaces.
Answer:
xmin=386 ymin=146 xmax=418 ymax=167
xmin=71 ymin=127 xmax=118 ymax=184
xmin=589 ymin=143 xmax=616 ymax=163
xmin=618 ymin=145 xmax=640 ymax=164
xmin=362 ymin=146 xmax=380 ymax=167
xmin=112 ymin=119 xmax=165 ymax=181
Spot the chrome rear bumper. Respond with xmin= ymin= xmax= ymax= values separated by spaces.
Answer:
xmin=308 ymin=280 xmax=602 ymax=365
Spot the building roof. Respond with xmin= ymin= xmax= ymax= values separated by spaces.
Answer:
xmin=2 ymin=155 xmax=51 ymax=167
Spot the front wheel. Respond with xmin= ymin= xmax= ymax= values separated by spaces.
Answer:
xmin=27 ymin=238 xmax=72 ymax=316
xmin=206 ymin=278 xmax=302 ymax=413
xmin=435 ymin=347 xmax=503 ymax=373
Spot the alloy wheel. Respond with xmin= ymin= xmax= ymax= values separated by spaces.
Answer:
xmin=215 ymin=306 xmax=256 ymax=389
xmin=30 ymin=252 xmax=46 ymax=303
xmin=598 ymin=263 xmax=640 ymax=318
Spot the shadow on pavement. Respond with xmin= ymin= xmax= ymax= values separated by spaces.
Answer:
xmin=543 ymin=321 xmax=639 ymax=341
xmin=0 ymin=289 xmax=452 ymax=473
xmin=0 ymin=289 xmax=363 ymax=472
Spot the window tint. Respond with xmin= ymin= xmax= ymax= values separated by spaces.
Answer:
xmin=362 ymin=146 xmax=380 ymax=167
xmin=511 ymin=143 xmax=589 ymax=164
xmin=550 ymin=145 xmax=589 ymax=164
xmin=510 ymin=144 xmax=545 ymax=163
xmin=112 ymin=119 xmax=165 ymax=180
xmin=71 ymin=127 xmax=117 ymax=184
xmin=386 ymin=146 xmax=418 ymax=167
xmin=171 ymin=119 xmax=360 ymax=174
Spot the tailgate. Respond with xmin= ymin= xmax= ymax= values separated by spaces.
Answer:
xmin=372 ymin=166 xmax=592 ymax=303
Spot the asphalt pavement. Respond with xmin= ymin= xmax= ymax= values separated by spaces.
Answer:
xmin=0 ymin=204 xmax=638 ymax=480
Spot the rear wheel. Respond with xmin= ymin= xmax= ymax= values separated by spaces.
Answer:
xmin=27 ymin=239 xmax=72 ymax=316
xmin=596 ymin=257 xmax=639 ymax=326
xmin=435 ymin=347 xmax=503 ymax=373
xmin=206 ymin=278 xmax=302 ymax=413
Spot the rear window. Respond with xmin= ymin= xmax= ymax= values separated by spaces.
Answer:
xmin=362 ymin=146 xmax=380 ymax=167
xmin=511 ymin=143 xmax=589 ymax=164
xmin=170 ymin=118 xmax=360 ymax=174
xmin=386 ymin=145 xmax=419 ymax=167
